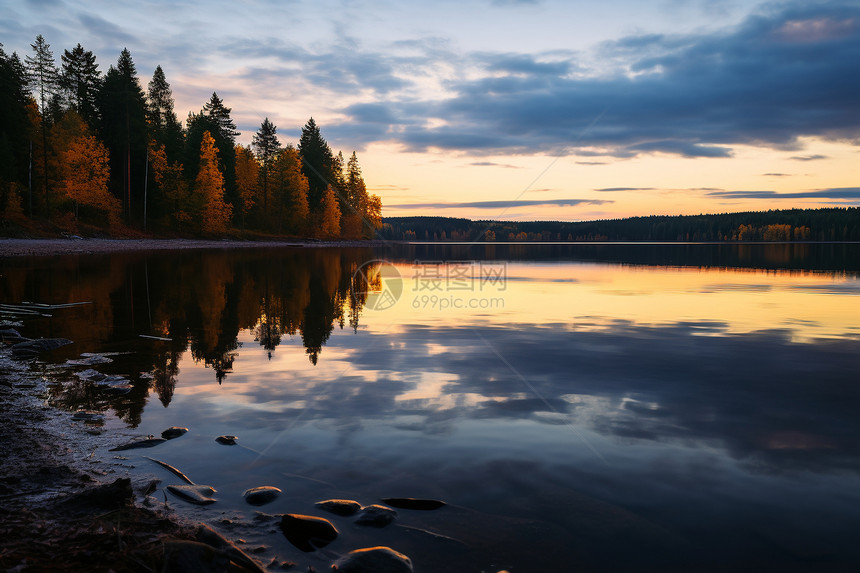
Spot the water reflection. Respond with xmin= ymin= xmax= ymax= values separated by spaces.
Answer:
xmin=3 ymin=243 xmax=860 ymax=569
xmin=0 ymin=248 xmax=377 ymax=423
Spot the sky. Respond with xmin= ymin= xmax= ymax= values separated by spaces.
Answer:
xmin=2 ymin=0 xmax=858 ymax=221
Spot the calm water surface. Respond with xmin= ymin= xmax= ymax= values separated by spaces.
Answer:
xmin=2 ymin=243 xmax=859 ymax=572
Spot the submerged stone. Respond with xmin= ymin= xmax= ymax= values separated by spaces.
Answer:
xmin=243 ymin=486 xmax=282 ymax=506
xmin=166 ymin=484 xmax=217 ymax=505
xmin=71 ymin=410 xmax=104 ymax=422
xmin=332 ymin=546 xmax=413 ymax=573
xmin=161 ymin=426 xmax=189 ymax=439
xmin=215 ymin=435 xmax=238 ymax=445
xmin=279 ymin=514 xmax=339 ymax=552
xmin=109 ymin=437 xmax=167 ymax=451
xmin=381 ymin=497 xmax=446 ymax=511
xmin=315 ymin=499 xmax=362 ymax=516
xmin=355 ymin=504 xmax=398 ymax=528
xmin=12 ymin=338 xmax=72 ymax=358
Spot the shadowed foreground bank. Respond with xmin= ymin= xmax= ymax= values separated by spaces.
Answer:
xmin=0 ymin=348 xmax=269 ymax=573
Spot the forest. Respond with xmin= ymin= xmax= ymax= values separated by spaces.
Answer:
xmin=382 ymin=208 xmax=860 ymax=242
xmin=0 ymin=37 xmax=381 ymax=239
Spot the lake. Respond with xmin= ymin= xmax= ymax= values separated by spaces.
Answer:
xmin=2 ymin=242 xmax=859 ymax=571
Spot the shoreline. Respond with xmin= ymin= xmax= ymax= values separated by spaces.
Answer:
xmin=0 ymin=237 xmax=394 ymax=257
xmin=0 ymin=344 xmax=270 ymax=572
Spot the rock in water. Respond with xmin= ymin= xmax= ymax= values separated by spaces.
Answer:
xmin=279 ymin=514 xmax=339 ymax=552
xmin=355 ymin=504 xmax=398 ymax=528
xmin=161 ymin=426 xmax=189 ymax=439
xmin=243 ymin=486 xmax=282 ymax=506
xmin=381 ymin=497 xmax=446 ymax=510
xmin=0 ymin=328 xmax=28 ymax=344
xmin=315 ymin=499 xmax=362 ymax=516
xmin=71 ymin=410 xmax=104 ymax=423
xmin=166 ymin=484 xmax=217 ymax=505
xmin=215 ymin=435 xmax=238 ymax=445
xmin=109 ymin=437 xmax=167 ymax=451
xmin=333 ymin=546 xmax=413 ymax=573
xmin=11 ymin=337 xmax=72 ymax=358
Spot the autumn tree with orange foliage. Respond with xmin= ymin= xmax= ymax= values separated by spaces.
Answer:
xmin=60 ymin=134 xmax=119 ymax=225
xmin=269 ymin=147 xmax=309 ymax=235
xmin=195 ymin=130 xmax=232 ymax=235
xmin=148 ymin=140 xmax=191 ymax=228
xmin=318 ymin=184 xmax=341 ymax=239
xmin=234 ymin=144 xmax=259 ymax=229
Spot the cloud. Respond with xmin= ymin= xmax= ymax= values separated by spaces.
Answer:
xmin=386 ymin=198 xmax=613 ymax=209
xmin=595 ymin=187 xmax=657 ymax=192
xmin=483 ymin=53 xmax=573 ymax=76
xmin=469 ymin=161 xmax=521 ymax=168
xmin=762 ymin=173 xmax=790 ymax=176
xmin=707 ymin=187 xmax=860 ymax=200
xmin=332 ymin=3 xmax=860 ymax=157
xmin=790 ymin=154 xmax=829 ymax=161
xmin=77 ymin=12 xmax=138 ymax=46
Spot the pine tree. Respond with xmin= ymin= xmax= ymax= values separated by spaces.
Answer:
xmin=98 ymin=48 xmax=148 ymax=225
xmin=0 ymin=45 xmax=32 ymax=218
xmin=202 ymin=92 xmax=239 ymax=141
xmin=60 ymin=43 xmax=100 ymax=127
xmin=146 ymin=65 xmax=183 ymax=163
xmin=25 ymin=35 xmax=60 ymax=118
xmin=199 ymin=92 xmax=238 ymax=220
xmin=196 ymin=130 xmax=232 ymax=235
xmin=298 ymin=117 xmax=335 ymax=211
xmin=25 ymin=35 xmax=60 ymax=216
xmin=251 ymin=117 xmax=281 ymax=211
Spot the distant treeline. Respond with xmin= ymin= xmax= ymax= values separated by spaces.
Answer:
xmin=382 ymin=208 xmax=860 ymax=242
xmin=0 ymin=36 xmax=381 ymax=238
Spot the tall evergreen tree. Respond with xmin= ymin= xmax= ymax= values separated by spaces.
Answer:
xmin=25 ymin=35 xmax=60 ymax=216
xmin=251 ymin=117 xmax=281 ymax=211
xmin=199 ymin=92 xmax=238 ymax=220
xmin=98 ymin=48 xmax=148 ymax=224
xmin=60 ymin=43 xmax=101 ymax=128
xmin=0 ymin=45 xmax=31 ymax=218
xmin=146 ymin=65 xmax=183 ymax=162
xmin=298 ymin=117 xmax=335 ymax=212
xmin=25 ymin=35 xmax=60 ymax=118
xmin=345 ymin=151 xmax=365 ymax=209
xmin=202 ymin=93 xmax=239 ymax=140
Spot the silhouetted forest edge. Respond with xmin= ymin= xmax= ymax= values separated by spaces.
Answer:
xmin=2 ymin=207 xmax=858 ymax=252
xmin=382 ymin=207 xmax=860 ymax=242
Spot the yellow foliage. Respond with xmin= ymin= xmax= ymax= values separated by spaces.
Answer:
xmin=318 ymin=184 xmax=341 ymax=239
xmin=270 ymin=148 xmax=309 ymax=234
xmin=235 ymin=144 xmax=259 ymax=223
xmin=148 ymin=140 xmax=190 ymax=227
xmin=195 ymin=131 xmax=232 ymax=235
xmin=60 ymin=134 xmax=121 ymax=226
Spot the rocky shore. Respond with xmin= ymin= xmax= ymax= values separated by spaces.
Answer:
xmin=0 ymin=345 xmax=272 ymax=572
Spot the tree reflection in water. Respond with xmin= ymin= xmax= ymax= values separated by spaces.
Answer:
xmin=0 ymin=247 xmax=377 ymax=424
